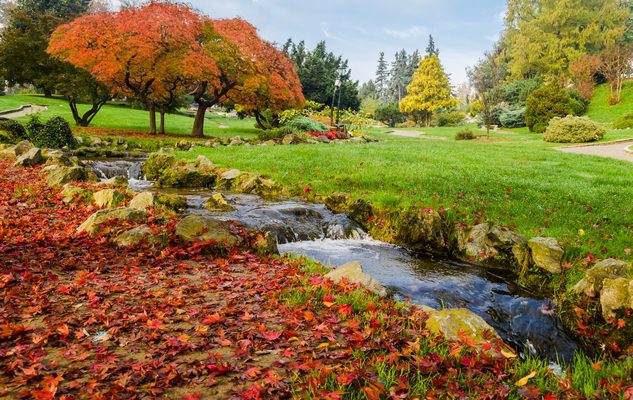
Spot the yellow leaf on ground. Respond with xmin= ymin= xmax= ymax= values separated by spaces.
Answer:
xmin=516 ymin=371 xmax=537 ymax=387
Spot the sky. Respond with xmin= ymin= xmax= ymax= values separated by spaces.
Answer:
xmin=115 ymin=0 xmax=508 ymax=86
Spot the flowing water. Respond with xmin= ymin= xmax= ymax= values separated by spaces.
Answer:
xmin=88 ymin=159 xmax=581 ymax=362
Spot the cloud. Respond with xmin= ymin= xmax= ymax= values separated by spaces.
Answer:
xmin=382 ymin=25 xmax=427 ymax=39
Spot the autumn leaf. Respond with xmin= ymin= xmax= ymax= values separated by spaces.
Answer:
xmin=516 ymin=371 xmax=537 ymax=387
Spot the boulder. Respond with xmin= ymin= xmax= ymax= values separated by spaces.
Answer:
xmin=142 ymin=152 xmax=178 ymax=180
xmin=325 ymin=261 xmax=388 ymax=297
xmin=324 ymin=193 xmax=373 ymax=225
xmin=219 ymin=169 xmax=242 ymax=182
xmin=175 ymin=215 xmax=238 ymax=245
xmin=77 ymin=208 xmax=147 ymax=235
xmin=463 ymin=223 xmax=499 ymax=259
xmin=258 ymin=178 xmax=281 ymax=197
xmin=572 ymin=259 xmax=628 ymax=296
xmin=206 ymin=193 xmax=233 ymax=211
xmin=0 ymin=140 xmax=33 ymax=160
xmin=317 ymin=136 xmax=331 ymax=143
xmin=194 ymin=155 xmax=215 ymax=170
xmin=600 ymin=278 xmax=632 ymax=320
xmin=282 ymin=134 xmax=299 ymax=145
xmin=229 ymin=138 xmax=244 ymax=146
xmin=234 ymin=173 xmax=262 ymax=194
xmin=156 ymin=164 xmax=216 ymax=188
xmin=425 ymin=309 xmax=501 ymax=343
xmin=46 ymin=166 xmax=94 ymax=187
xmin=13 ymin=148 xmax=43 ymax=167
xmin=93 ymin=189 xmax=125 ymax=208
xmin=263 ymin=140 xmax=277 ymax=146
xmin=99 ymin=176 xmax=128 ymax=187
xmin=61 ymin=184 xmax=91 ymax=204
xmin=527 ymin=237 xmax=564 ymax=274
xmin=176 ymin=140 xmax=193 ymax=151
xmin=155 ymin=193 xmax=187 ymax=212
xmin=253 ymin=232 xmax=279 ymax=255
xmin=44 ymin=151 xmax=79 ymax=167
xmin=129 ymin=192 xmax=155 ymax=211
xmin=114 ymin=225 xmax=162 ymax=247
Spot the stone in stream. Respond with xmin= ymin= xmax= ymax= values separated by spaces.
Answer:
xmin=43 ymin=150 xmax=79 ymax=167
xmin=129 ymin=192 xmax=155 ymax=211
xmin=114 ymin=225 xmax=162 ymax=247
xmin=206 ymin=193 xmax=233 ymax=211
xmin=527 ymin=237 xmax=564 ymax=274
xmin=175 ymin=215 xmax=238 ymax=245
xmin=425 ymin=309 xmax=502 ymax=343
xmin=77 ymin=208 xmax=147 ymax=235
xmin=325 ymin=261 xmax=388 ymax=297
xmin=572 ymin=258 xmax=628 ymax=296
xmin=93 ymin=189 xmax=125 ymax=209
xmin=13 ymin=148 xmax=43 ymax=167
xmin=253 ymin=231 xmax=279 ymax=255
xmin=216 ymin=169 xmax=242 ymax=188
xmin=45 ymin=166 xmax=95 ymax=187
xmin=99 ymin=176 xmax=129 ymax=187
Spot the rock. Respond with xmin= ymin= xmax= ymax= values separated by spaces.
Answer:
xmin=114 ymin=225 xmax=162 ymax=247
xmin=176 ymin=140 xmax=193 ymax=151
xmin=93 ymin=189 xmax=125 ymax=208
xmin=142 ymin=152 xmax=178 ymax=180
xmin=129 ymin=192 xmax=155 ymax=210
xmin=220 ymin=169 xmax=242 ymax=180
xmin=572 ymin=259 xmax=628 ymax=296
xmin=46 ymin=166 xmax=94 ymax=187
xmin=229 ymin=138 xmax=244 ymax=146
xmin=156 ymin=164 xmax=216 ymax=188
xmin=77 ymin=208 xmax=147 ymax=235
xmin=155 ymin=193 xmax=187 ymax=212
xmin=44 ymin=150 xmax=78 ymax=167
xmin=61 ymin=184 xmax=91 ymax=204
xmin=263 ymin=140 xmax=277 ymax=146
xmin=99 ymin=176 xmax=128 ymax=187
xmin=282 ymin=134 xmax=298 ymax=145
xmin=600 ymin=278 xmax=632 ymax=320
xmin=194 ymin=155 xmax=215 ymax=170
xmin=175 ymin=215 xmax=238 ymax=245
xmin=350 ymin=136 xmax=366 ymax=143
xmin=527 ymin=237 xmax=564 ymax=274
xmin=13 ymin=148 xmax=43 ymax=167
xmin=325 ymin=261 xmax=388 ymax=297
xmin=463 ymin=223 xmax=499 ymax=259
xmin=317 ymin=136 xmax=331 ymax=143
xmin=0 ymin=140 xmax=33 ymax=160
xmin=253 ymin=232 xmax=279 ymax=255
xmin=258 ymin=178 xmax=281 ymax=197
xmin=425 ymin=309 xmax=501 ymax=343
xmin=206 ymin=193 xmax=233 ymax=211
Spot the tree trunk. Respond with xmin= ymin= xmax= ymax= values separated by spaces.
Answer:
xmin=68 ymin=98 xmax=107 ymax=127
xmin=43 ymin=88 xmax=53 ymax=98
xmin=159 ymin=108 xmax=166 ymax=135
xmin=148 ymin=101 xmax=157 ymax=135
xmin=192 ymin=104 xmax=208 ymax=137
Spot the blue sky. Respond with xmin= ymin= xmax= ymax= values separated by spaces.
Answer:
xmin=120 ymin=0 xmax=508 ymax=85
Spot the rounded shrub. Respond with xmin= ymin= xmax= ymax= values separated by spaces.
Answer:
xmin=525 ymin=83 xmax=573 ymax=133
xmin=26 ymin=116 xmax=77 ymax=149
xmin=455 ymin=129 xmax=475 ymax=140
xmin=434 ymin=110 xmax=466 ymax=127
xmin=0 ymin=119 xmax=27 ymax=144
xmin=257 ymin=126 xmax=300 ymax=141
xmin=284 ymin=116 xmax=328 ymax=132
xmin=613 ymin=113 xmax=633 ymax=129
xmin=543 ymin=116 xmax=606 ymax=143
xmin=498 ymin=107 xmax=526 ymax=128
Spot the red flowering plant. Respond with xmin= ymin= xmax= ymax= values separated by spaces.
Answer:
xmin=306 ymin=131 xmax=348 ymax=140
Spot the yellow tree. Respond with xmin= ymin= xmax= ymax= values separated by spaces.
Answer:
xmin=400 ymin=55 xmax=456 ymax=127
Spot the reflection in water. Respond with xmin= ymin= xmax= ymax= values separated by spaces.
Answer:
xmin=87 ymin=159 xmax=580 ymax=362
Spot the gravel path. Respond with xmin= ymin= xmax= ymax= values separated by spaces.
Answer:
xmin=388 ymin=130 xmax=448 ymax=140
xmin=0 ymin=104 xmax=48 ymax=119
xmin=556 ymin=139 xmax=633 ymax=163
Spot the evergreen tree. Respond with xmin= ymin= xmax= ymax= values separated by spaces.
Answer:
xmin=375 ymin=52 xmax=389 ymax=101
xmin=387 ymin=49 xmax=409 ymax=102
xmin=426 ymin=34 xmax=440 ymax=57
xmin=400 ymin=55 xmax=456 ymax=127
xmin=406 ymin=50 xmax=421 ymax=87
xmin=359 ymin=80 xmax=378 ymax=100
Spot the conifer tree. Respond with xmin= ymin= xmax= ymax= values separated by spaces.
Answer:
xmin=375 ymin=52 xmax=389 ymax=101
xmin=426 ymin=35 xmax=439 ymax=57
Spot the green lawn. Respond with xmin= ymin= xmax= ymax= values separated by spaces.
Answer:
xmin=179 ymin=127 xmax=633 ymax=262
xmin=586 ymin=80 xmax=633 ymax=124
xmin=0 ymin=94 xmax=259 ymax=139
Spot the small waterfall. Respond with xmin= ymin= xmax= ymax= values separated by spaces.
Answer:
xmin=85 ymin=159 xmax=145 ymax=180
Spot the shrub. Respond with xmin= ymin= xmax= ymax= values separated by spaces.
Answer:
xmin=613 ymin=113 xmax=633 ymax=129
xmin=374 ymin=102 xmax=405 ymax=127
xmin=525 ymin=83 xmax=573 ymax=133
xmin=284 ymin=116 xmax=328 ymax=132
xmin=568 ymin=89 xmax=589 ymax=116
xmin=26 ymin=116 xmax=77 ymax=149
xmin=434 ymin=109 xmax=466 ymax=127
xmin=306 ymin=131 xmax=347 ymax=140
xmin=455 ymin=129 xmax=475 ymax=140
xmin=257 ymin=126 xmax=300 ymax=141
xmin=500 ymin=78 xmax=542 ymax=106
xmin=498 ymin=107 xmax=526 ymax=128
xmin=543 ymin=116 xmax=605 ymax=143
xmin=0 ymin=119 xmax=27 ymax=144
xmin=396 ymin=120 xmax=417 ymax=128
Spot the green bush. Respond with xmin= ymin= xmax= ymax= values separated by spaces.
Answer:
xmin=434 ymin=109 xmax=466 ymax=127
xmin=257 ymin=126 xmax=301 ymax=141
xmin=284 ymin=116 xmax=328 ymax=132
xmin=568 ymin=89 xmax=589 ymax=116
xmin=543 ymin=116 xmax=605 ymax=143
xmin=375 ymin=102 xmax=405 ymax=127
xmin=26 ymin=116 xmax=77 ymax=149
xmin=455 ymin=129 xmax=475 ymax=140
xmin=525 ymin=83 xmax=573 ymax=133
xmin=613 ymin=113 xmax=633 ymax=129
xmin=498 ymin=107 xmax=526 ymax=128
xmin=500 ymin=78 xmax=542 ymax=106
xmin=0 ymin=119 xmax=27 ymax=144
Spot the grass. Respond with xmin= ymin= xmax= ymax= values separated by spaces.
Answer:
xmin=179 ymin=126 xmax=633 ymax=265
xmin=587 ymin=80 xmax=633 ymax=124
xmin=0 ymin=94 xmax=259 ymax=139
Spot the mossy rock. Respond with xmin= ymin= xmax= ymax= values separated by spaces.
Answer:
xmin=175 ymin=215 xmax=238 ymax=245
xmin=206 ymin=193 xmax=233 ymax=211
xmin=156 ymin=165 xmax=216 ymax=188
xmin=93 ymin=189 xmax=126 ymax=209
xmin=142 ymin=152 xmax=178 ymax=180
xmin=114 ymin=225 xmax=163 ymax=247
xmin=46 ymin=166 xmax=95 ymax=187
xmin=425 ymin=308 xmax=501 ymax=343
xmin=77 ymin=208 xmax=147 ymax=235
xmin=61 ymin=184 xmax=91 ymax=204
xmin=155 ymin=193 xmax=187 ymax=212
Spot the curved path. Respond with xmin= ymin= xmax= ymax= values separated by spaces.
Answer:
xmin=556 ymin=139 xmax=633 ymax=163
xmin=0 ymin=104 xmax=48 ymax=119
xmin=388 ymin=130 xmax=448 ymax=140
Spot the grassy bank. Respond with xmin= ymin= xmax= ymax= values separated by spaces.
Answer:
xmin=0 ymin=94 xmax=259 ymax=139
xmin=587 ymin=80 xmax=633 ymax=124
xmin=178 ymin=128 xmax=633 ymax=268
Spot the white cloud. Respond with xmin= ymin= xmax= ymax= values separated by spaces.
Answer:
xmin=382 ymin=25 xmax=427 ymax=39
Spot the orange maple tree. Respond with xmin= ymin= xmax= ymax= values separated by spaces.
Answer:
xmin=48 ymin=3 xmax=216 ymax=134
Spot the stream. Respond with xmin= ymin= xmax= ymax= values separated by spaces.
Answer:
xmin=87 ymin=159 xmax=581 ymax=363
